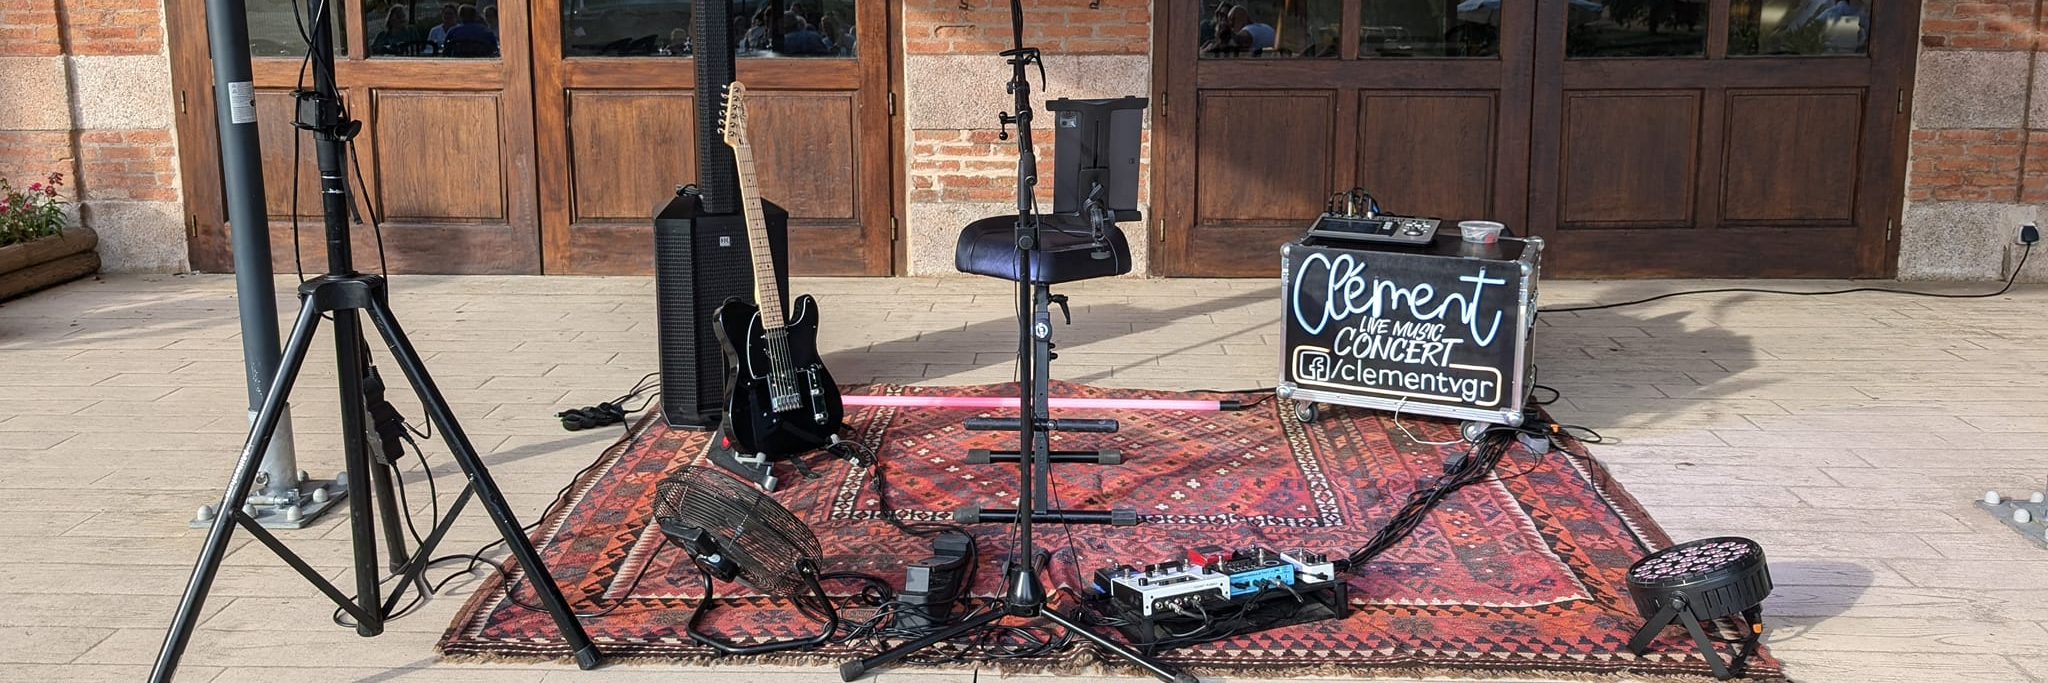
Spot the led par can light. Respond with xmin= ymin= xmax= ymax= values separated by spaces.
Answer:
xmin=1624 ymin=536 xmax=1773 ymax=680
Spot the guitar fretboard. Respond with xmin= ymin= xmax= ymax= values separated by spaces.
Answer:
xmin=732 ymin=139 xmax=800 ymax=412
xmin=733 ymin=143 xmax=785 ymax=332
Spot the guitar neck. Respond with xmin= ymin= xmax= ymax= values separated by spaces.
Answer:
xmin=733 ymin=143 xmax=786 ymax=331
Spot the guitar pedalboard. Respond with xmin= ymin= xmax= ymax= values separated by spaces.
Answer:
xmin=1084 ymin=546 xmax=1347 ymax=654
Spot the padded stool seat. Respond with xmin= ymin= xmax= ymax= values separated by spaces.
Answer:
xmin=955 ymin=214 xmax=1132 ymax=284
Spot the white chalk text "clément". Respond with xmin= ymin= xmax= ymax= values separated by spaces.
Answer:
xmin=1290 ymin=251 xmax=1508 ymax=347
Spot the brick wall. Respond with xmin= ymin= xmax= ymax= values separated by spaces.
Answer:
xmin=0 ymin=0 xmax=184 ymax=272
xmin=899 ymin=0 xmax=1155 ymax=275
xmin=1900 ymin=0 xmax=2045 ymax=280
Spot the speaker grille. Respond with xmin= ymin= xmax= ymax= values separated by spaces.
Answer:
xmin=693 ymin=0 xmax=739 ymax=215
xmin=653 ymin=193 xmax=791 ymax=429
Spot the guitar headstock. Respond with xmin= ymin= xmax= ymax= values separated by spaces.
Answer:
xmin=719 ymin=82 xmax=749 ymax=149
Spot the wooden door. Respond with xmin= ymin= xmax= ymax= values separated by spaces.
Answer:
xmin=175 ymin=0 xmax=545 ymax=274
xmin=533 ymin=0 xmax=894 ymax=275
xmin=1153 ymin=0 xmax=1536 ymax=276
xmin=1527 ymin=0 xmax=1909 ymax=277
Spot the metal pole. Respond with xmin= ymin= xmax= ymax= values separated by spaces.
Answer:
xmin=192 ymin=0 xmax=344 ymax=530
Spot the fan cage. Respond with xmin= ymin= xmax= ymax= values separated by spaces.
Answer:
xmin=652 ymin=466 xmax=822 ymax=596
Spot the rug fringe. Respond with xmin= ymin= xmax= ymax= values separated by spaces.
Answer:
xmin=434 ymin=648 xmax=1789 ymax=682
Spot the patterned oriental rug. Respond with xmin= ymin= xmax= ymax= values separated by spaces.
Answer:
xmin=440 ymin=382 xmax=1783 ymax=681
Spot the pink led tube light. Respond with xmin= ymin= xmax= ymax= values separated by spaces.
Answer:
xmin=841 ymin=395 xmax=1242 ymax=412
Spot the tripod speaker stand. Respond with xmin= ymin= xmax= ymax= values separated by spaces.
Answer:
xmin=838 ymin=4 xmax=1189 ymax=682
xmin=149 ymin=2 xmax=598 ymax=680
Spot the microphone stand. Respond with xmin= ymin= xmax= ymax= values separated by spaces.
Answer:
xmin=148 ymin=0 xmax=601 ymax=678
xmin=836 ymin=2 xmax=1193 ymax=681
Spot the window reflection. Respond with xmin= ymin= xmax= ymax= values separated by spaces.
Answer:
xmin=1565 ymin=0 xmax=1705 ymax=57
xmin=1361 ymin=0 xmax=1500 ymax=58
xmin=1730 ymin=0 xmax=1867 ymax=55
xmin=367 ymin=0 xmax=499 ymax=57
xmin=735 ymin=0 xmax=857 ymax=58
xmin=565 ymin=0 xmax=689 ymax=56
xmin=563 ymin=0 xmax=853 ymax=58
xmin=249 ymin=0 xmax=344 ymax=56
xmin=1199 ymin=0 xmax=1340 ymax=58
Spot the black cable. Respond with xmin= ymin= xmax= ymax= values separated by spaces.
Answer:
xmin=346 ymin=140 xmax=388 ymax=276
xmin=1191 ymin=386 xmax=1276 ymax=394
xmin=387 ymin=464 xmax=429 ymax=547
xmin=556 ymin=372 xmax=663 ymax=431
xmin=1331 ymin=429 xmax=1517 ymax=573
xmin=402 ymin=428 xmax=441 ymax=542
xmin=1045 ymin=476 xmax=1090 ymax=590
xmin=858 ymin=445 xmax=981 ymax=617
xmin=288 ymin=50 xmax=310 ymax=285
xmin=432 ymin=419 xmax=633 ymax=589
xmin=1541 ymin=244 xmax=2032 ymax=314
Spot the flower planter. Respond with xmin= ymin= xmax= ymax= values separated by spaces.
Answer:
xmin=0 ymin=227 xmax=99 ymax=301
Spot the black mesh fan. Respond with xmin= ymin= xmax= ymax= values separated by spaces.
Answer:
xmin=652 ymin=465 xmax=839 ymax=654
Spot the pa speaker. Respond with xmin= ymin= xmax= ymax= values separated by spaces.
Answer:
xmin=653 ymin=187 xmax=789 ymax=430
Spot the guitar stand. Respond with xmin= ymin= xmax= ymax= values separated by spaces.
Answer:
xmin=706 ymin=426 xmax=781 ymax=491
xmin=841 ymin=5 xmax=1188 ymax=682
xmin=706 ymin=423 xmax=868 ymax=493
xmin=149 ymin=9 xmax=597 ymax=679
xmin=951 ymin=284 xmax=1136 ymax=528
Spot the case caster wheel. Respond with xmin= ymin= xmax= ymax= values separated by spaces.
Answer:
xmin=1295 ymin=401 xmax=1320 ymax=423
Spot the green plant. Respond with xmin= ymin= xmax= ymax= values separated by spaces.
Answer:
xmin=0 ymin=172 xmax=67 ymax=247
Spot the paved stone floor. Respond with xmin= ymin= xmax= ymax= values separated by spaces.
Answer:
xmin=3 ymin=273 xmax=2047 ymax=683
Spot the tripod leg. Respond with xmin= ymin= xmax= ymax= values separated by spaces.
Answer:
xmin=1044 ymin=607 xmax=1197 ymax=683
xmin=362 ymin=296 xmax=602 ymax=670
xmin=840 ymin=604 xmax=1006 ymax=681
xmin=152 ymin=302 xmax=325 ymax=683
xmin=331 ymin=309 xmax=384 ymax=637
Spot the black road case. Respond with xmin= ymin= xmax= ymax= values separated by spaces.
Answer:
xmin=1278 ymin=234 xmax=1543 ymax=426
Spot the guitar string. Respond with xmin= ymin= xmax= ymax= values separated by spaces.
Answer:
xmin=738 ymin=143 xmax=799 ymax=407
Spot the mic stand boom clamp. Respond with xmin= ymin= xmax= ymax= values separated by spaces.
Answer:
xmin=838 ymin=4 xmax=1193 ymax=682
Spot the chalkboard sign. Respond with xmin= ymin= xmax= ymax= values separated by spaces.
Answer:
xmin=1278 ymin=235 xmax=1542 ymax=426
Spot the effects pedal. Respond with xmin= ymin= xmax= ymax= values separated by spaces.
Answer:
xmin=1086 ymin=545 xmax=1349 ymax=653
xmin=1094 ymin=560 xmax=1231 ymax=617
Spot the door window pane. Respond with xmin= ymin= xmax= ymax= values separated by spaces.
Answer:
xmin=369 ymin=0 xmax=500 ymax=57
xmin=561 ymin=0 xmax=853 ymax=58
xmin=1199 ymin=0 xmax=1341 ymax=58
xmin=1361 ymin=0 xmax=1500 ymax=58
xmin=735 ymin=0 xmax=858 ymax=58
xmin=1730 ymin=0 xmax=1867 ymax=55
xmin=249 ymin=0 xmax=345 ymax=56
xmin=565 ymin=0 xmax=690 ymax=56
xmin=1565 ymin=0 xmax=1705 ymax=57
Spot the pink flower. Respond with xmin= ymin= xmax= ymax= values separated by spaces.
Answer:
xmin=46 ymin=186 xmax=58 ymax=197
xmin=28 ymin=182 xmax=40 ymax=192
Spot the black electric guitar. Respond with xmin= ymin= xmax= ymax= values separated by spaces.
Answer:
xmin=713 ymin=82 xmax=845 ymax=458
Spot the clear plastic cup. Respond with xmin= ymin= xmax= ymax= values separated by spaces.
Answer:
xmin=1459 ymin=220 xmax=1504 ymax=244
